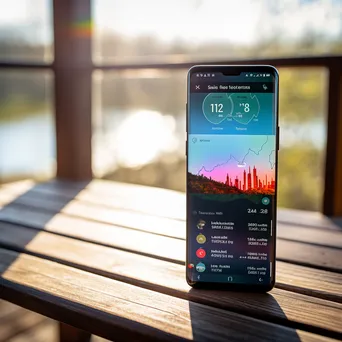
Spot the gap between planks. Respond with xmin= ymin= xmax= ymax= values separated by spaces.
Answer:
xmin=0 ymin=248 xmax=340 ymax=342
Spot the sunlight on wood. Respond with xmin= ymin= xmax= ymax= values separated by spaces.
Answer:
xmin=60 ymin=199 xmax=186 ymax=238
xmin=2 ymin=252 xmax=194 ymax=340
xmin=44 ymin=214 xmax=186 ymax=262
xmin=0 ymin=180 xmax=36 ymax=206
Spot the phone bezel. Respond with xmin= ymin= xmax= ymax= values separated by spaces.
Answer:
xmin=186 ymin=65 xmax=279 ymax=292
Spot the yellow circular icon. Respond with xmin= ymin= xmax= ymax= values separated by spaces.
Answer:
xmin=196 ymin=234 xmax=206 ymax=244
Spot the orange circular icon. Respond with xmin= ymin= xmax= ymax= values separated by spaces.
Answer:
xmin=196 ymin=248 xmax=206 ymax=258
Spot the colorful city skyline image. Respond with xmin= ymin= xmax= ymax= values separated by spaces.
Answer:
xmin=188 ymin=135 xmax=276 ymax=195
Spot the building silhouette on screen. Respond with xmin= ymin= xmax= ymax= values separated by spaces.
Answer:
xmin=225 ymin=166 xmax=275 ymax=191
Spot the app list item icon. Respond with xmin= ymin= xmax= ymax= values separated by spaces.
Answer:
xmin=197 ymin=219 xmax=206 ymax=230
xmin=196 ymin=248 xmax=206 ymax=258
xmin=196 ymin=262 xmax=206 ymax=272
xmin=262 ymin=197 xmax=270 ymax=205
xmin=196 ymin=234 xmax=206 ymax=244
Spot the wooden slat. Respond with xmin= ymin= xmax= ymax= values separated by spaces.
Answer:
xmin=278 ymin=208 xmax=342 ymax=231
xmin=0 ymin=204 xmax=185 ymax=263
xmin=276 ymin=240 xmax=342 ymax=272
xmin=42 ymin=180 xmax=342 ymax=231
xmin=44 ymin=178 xmax=342 ymax=228
xmin=3 ymin=179 xmax=342 ymax=230
xmin=0 ymin=222 xmax=340 ymax=303
xmin=0 ymin=223 xmax=341 ymax=336
xmin=1 ymin=185 xmax=342 ymax=251
xmin=0 ymin=190 xmax=184 ymax=239
xmin=275 ymin=262 xmax=342 ymax=301
xmin=277 ymin=223 xmax=342 ymax=249
xmin=0 ymin=248 xmax=339 ymax=342
xmin=1 ymin=179 xmax=186 ymax=221
xmin=0 ymin=202 xmax=341 ymax=272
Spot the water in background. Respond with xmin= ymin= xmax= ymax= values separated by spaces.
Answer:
xmin=0 ymin=108 xmax=325 ymax=179
xmin=0 ymin=114 xmax=55 ymax=181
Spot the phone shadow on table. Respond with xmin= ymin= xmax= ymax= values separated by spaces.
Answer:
xmin=188 ymin=288 xmax=301 ymax=342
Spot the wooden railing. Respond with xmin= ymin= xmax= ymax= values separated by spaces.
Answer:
xmin=0 ymin=0 xmax=341 ymax=216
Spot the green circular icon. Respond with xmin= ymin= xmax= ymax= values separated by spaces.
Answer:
xmin=196 ymin=234 xmax=206 ymax=244
xmin=262 ymin=197 xmax=270 ymax=205
xmin=202 ymin=93 xmax=233 ymax=124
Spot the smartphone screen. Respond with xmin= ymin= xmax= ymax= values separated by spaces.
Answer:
xmin=186 ymin=66 xmax=278 ymax=290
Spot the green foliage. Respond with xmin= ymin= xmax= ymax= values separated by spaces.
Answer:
xmin=279 ymin=68 xmax=327 ymax=123
xmin=278 ymin=145 xmax=323 ymax=211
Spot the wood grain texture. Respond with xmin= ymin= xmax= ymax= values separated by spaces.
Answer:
xmin=0 ymin=204 xmax=185 ymax=263
xmin=278 ymin=208 xmax=342 ymax=231
xmin=0 ymin=221 xmax=340 ymax=302
xmin=0 ymin=190 xmax=184 ymax=239
xmin=0 ymin=202 xmax=341 ymax=272
xmin=276 ymin=240 xmax=342 ymax=272
xmin=0 ymin=223 xmax=341 ymax=336
xmin=0 ymin=248 xmax=338 ymax=342
xmin=1 ymin=183 xmax=342 ymax=249
xmin=277 ymin=223 xmax=342 ymax=248
xmin=3 ymin=179 xmax=342 ymax=230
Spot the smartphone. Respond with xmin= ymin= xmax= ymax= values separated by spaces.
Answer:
xmin=186 ymin=65 xmax=279 ymax=291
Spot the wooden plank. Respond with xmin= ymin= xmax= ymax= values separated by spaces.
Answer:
xmin=0 ymin=223 xmax=342 ymax=302
xmin=276 ymin=239 xmax=342 ymax=272
xmin=278 ymin=208 xmax=342 ymax=231
xmin=0 ymin=202 xmax=341 ymax=272
xmin=277 ymin=223 xmax=342 ymax=249
xmin=0 ymin=205 xmax=185 ymax=264
xmin=275 ymin=262 xmax=342 ymax=302
xmin=1 ymin=179 xmax=186 ymax=221
xmin=0 ymin=221 xmax=340 ymax=303
xmin=0 ymin=222 xmax=341 ymax=303
xmin=3 ymin=179 xmax=342 ymax=230
xmin=0 ymin=223 xmax=341 ymax=335
xmin=1 ymin=186 xmax=342 ymax=250
xmin=0 ymin=189 xmax=184 ymax=239
xmin=45 ymin=178 xmax=342 ymax=228
xmin=3 ymin=180 xmax=342 ymax=236
xmin=0 ymin=249 xmax=339 ymax=342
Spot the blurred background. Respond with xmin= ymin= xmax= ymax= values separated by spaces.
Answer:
xmin=1 ymin=0 xmax=342 ymax=211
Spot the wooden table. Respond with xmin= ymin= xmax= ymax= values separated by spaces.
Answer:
xmin=0 ymin=179 xmax=341 ymax=342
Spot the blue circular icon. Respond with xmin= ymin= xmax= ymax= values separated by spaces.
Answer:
xmin=196 ymin=262 xmax=206 ymax=273
xmin=262 ymin=197 xmax=270 ymax=205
